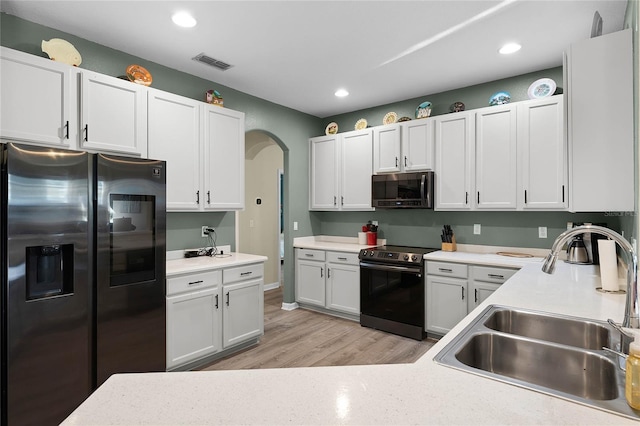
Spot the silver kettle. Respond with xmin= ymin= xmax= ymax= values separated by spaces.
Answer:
xmin=566 ymin=235 xmax=590 ymax=264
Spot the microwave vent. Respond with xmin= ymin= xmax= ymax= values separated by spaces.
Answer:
xmin=192 ymin=53 xmax=233 ymax=71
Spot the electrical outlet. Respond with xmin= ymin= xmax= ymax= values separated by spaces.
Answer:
xmin=538 ymin=226 xmax=547 ymax=238
xmin=566 ymin=222 xmax=573 ymax=230
xmin=473 ymin=224 xmax=481 ymax=235
xmin=293 ymin=221 xmax=298 ymax=231
xmin=201 ymin=226 xmax=213 ymax=237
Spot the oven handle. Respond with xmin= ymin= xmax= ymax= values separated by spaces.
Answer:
xmin=360 ymin=262 xmax=422 ymax=276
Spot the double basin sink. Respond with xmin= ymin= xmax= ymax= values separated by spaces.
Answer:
xmin=434 ymin=305 xmax=639 ymax=420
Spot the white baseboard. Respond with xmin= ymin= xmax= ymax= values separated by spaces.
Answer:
xmin=263 ymin=281 xmax=280 ymax=291
xmin=281 ymin=301 xmax=299 ymax=311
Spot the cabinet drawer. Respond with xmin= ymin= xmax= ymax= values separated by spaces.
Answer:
xmin=327 ymin=251 xmax=359 ymax=265
xmin=167 ymin=270 xmax=222 ymax=296
xmin=297 ymin=248 xmax=326 ymax=261
xmin=426 ymin=261 xmax=468 ymax=278
xmin=223 ymin=263 xmax=264 ymax=284
xmin=472 ymin=266 xmax=517 ymax=284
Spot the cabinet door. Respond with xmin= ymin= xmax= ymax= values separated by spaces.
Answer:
xmin=434 ymin=113 xmax=474 ymax=210
xmin=309 ymin=135 xmax=339 ymax=210
xmin=1 ymin=47 xmax=77 ymax=148
xmin=341 ymin=129 xmax=373 ymax=210
xmin=148 ymin=90 xmax=202 ymax=210
xmin=373 ymin=124 xmax=401 ymax=173
xmin=426 ymin=275 xmax=468 ymax=335
xmin=401 ymin=119 xmax=434 ymax=171
xmin=326 ymin=263 xmax=359 ymax=315
xmin=468 ymin=281 xmax=500 ymax=312
xmin=568 ymin=29 xmax=633 ymax=212
xmin=518 ymin=96 xmax=566 ymax=210
xmin=222 ymin=278 xmax=264 ymax=349
xmin=203 ymin=106 xmax=245 ymax=210
xmin=475 ymin=104 xmax=517 ymax=209
xmin=80 ymin=71 xmax=147 ymax=157
xmin=166 ymin=286 xmax=221 ymax=369
xmin=295 ymin=259 xmax=326 ymax=307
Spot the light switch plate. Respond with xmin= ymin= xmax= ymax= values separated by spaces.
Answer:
xmin=293 ymin=221 xmax=298 ymax=231
xmin=473 ymin=224 xmax=481 ymax=235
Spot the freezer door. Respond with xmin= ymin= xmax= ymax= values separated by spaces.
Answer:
xmin=3 ymin=143 xmax=91 ymax=425
xmin=95 ymin=153 xmax=166 ymax=386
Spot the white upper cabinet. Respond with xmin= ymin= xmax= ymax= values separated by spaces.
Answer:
xmin=373 ymin=121 xmax=434 ymax=174
xmin=401 ymin=119 xmax=435 ymax=172
xmin=309 ymin=130 xmax=373 ymax=211
xmin=203 ymin=105 xmax=245 ymax=210
xmin=0 ymin=47 xmax=78 ymax=149
xmin=80 ymin=71 xmax=148 ymax=157
xmin=148 ymin=89 xmax=202 ymax=210
xmin=567 ymin=28 xmax=634 ymax=212
xmin=341 ymin=129 xmax=373 ymax=210
xmin=518 ymin=96 xmax=566 ymax=210
xmin=434 ymin=112 xmax=475 ymax=210
xmin=373 ymin=124 xmax=401 ymax=173
xmin=309 ymin=135 xmax=339 ymax=210
xmin=475 ymin=104 xmax=517 ymax=210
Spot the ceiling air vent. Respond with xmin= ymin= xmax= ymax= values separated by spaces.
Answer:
xmin=192 ymin=53 xmax=233 ymax=71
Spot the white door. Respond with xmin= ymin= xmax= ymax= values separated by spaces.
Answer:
xmin=341 ymin=129 xmax=373 ymax=210
xmin=434 ymin=113 xmax=474 ymax=210
xmin=426 ymin=276 xmax=468 ymax=335
xmin=518 ymin=96 xmax=566 ymax=210
xmin=296 ymin=259 xmax=326 ymax=307
xmin=148 ymin=89 xmax=202 ymax=210
xmin=203 ymin=106 xmax=245 ymax=210
xmin=80 ymin=71 xmax=147 ymax=156
xmin=222 ymin=278 xmax=264 ymax=348
xmin=309 ymin=135 xmax=339 ymax=210
xmin=166 ymin=287 xmax=221 ymax=369
xmin=1 ymin=47 xmax=77 ymax=148
xmin=326 ymin=263 xmax=360 ymax=315
xmin=401 ymin=119 xmax=435 ymax=171
xmin=475 ymin=105 xmax=517 ymax=209
xmin=373 ymin=124 xmax=401 ymax=173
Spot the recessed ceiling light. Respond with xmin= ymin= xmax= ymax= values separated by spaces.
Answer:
xmin=499 ymin=43 xmax=521 ymax=54
xmin=335 ymin=89 xmax=349 ymax=98
xmin=172 ymin=11 xmax=197 ymax=28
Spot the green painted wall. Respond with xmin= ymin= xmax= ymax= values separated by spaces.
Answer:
xmin=2 ymin=11 xmax=636 ymax=306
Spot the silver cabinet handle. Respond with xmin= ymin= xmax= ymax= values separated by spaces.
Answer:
xmin=395 ymin=157 xmax=398 ymax=167
xmin=305 ymin=253 xmax=314 ymax=257
xmin=337 ymin=257 xmax=347 ymax=261
xmin=327 ymin=268 xmax=331 ymax=279
xmin=188 ymin=280 xmax=204 ymax=286
xmin=341 ymin=196 xmax=344 ymax=206
xmin=404 ymin=156 xmax=408 ymax=167
xmin=438 ymin=268 xmax=453 ymax=273
xmin=226 ymin=292 xmax=230 ymax=306
xmin=475 ymin=288 xmax=478 ymax=303
xmin=320 ymin=267 xmax=323 ymax=278
xmin=240 ymin=271 xmax=253 ymax=276
xmin=461 ymin=286 xmax=465 ymax=300
xmin=64 ymin=121 xmax=69 ymax=139
xmin=488 ymin=274 xmax=504 ymax=279
xmin=84 ymin=124 xmax=88 ymax=141
xmin=334 ymin=196 xmax=337 ymax=206
xmin=215 ymin=294 xmax=219 ymax=309
xmin=207 ymin=190 xmax=211 ymax=204
xmin=196 ymin=190 xmax=200 ymax=204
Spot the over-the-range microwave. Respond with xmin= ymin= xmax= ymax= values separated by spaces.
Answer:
xmin=371 ymin=171 xmax=434 ymax=209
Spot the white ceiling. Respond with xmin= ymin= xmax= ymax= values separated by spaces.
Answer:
xmin=0 ymin=0 xmax=628 ymax=118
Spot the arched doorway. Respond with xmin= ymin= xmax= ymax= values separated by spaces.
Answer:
xmin=236 ymin=130 xmax=285 ymax=289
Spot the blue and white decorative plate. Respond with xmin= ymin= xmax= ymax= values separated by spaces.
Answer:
xmin=527 ymin=78 xmax=556 ymax=99
xmin=489 ymin=91 xmax=511 ymax=106
xmin=415 ymin=101 xmax=432 ymax=119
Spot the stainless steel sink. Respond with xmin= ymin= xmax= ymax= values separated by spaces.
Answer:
xmin=483 ymin=306 xmax=611 ymax=350
xmin=434 ymin=305 xmax=640 ymax=420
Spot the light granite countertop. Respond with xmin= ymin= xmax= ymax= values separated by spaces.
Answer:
xmin=63 ymin=242 xmax=635 ymax=425
xmin=166 ymin=252 xmax=268 ymax=277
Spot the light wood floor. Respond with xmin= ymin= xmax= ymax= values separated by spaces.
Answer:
xmin=199 ymin=287 xmax=437 ymax=371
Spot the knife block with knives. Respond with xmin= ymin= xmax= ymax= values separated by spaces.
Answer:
xmin=441 ymin=225 xmax=457 ymax=252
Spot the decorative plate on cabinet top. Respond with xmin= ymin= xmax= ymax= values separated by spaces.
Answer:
xmin=449 ymin=101 xmax=465 ymax=113
xmin=489 ymin=91 xmax=511 ymax=106
xmin=41 ymin=38 xmax=82 ymax=66
xmin=398 ymin=116 xmax=412 ymax=122
xmin=355 ymin=118 xmax=368 ymax=130
xmin=126 ymin=64 xmax=153 ymax=86
xmin=415 ymin=101 xmax=432 ymax=119
xmin=383 ymin=112 xmax=398 ymax=125
xmin=325 ymin=122 xmax=338 ymax=135
xmin=527 ymin=78 xmax=556 ymax=99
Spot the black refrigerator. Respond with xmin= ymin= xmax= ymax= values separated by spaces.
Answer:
xmin=0 ymin=142 xmax=166 ymax=425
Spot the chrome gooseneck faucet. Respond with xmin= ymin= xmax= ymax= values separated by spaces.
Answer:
xmin=542 ymin=225 xmax=639 ymax=333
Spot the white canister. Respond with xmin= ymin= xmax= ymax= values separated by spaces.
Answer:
xmin=358 ymin=232 xmax=367 ymax=245
xmin=598 ymin=239 xmax=619 ymax=292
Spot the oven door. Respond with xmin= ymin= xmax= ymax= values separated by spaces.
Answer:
xmin=359 ymin=261 xmax=425 ymax=340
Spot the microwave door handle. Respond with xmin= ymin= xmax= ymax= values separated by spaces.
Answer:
xmin=420 ymin=174 xmax=426 ymax=206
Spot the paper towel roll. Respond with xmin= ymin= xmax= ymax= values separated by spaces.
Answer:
xmin=358 ymin=232 xmax=367 ymax=245
xmin=598 ymin=239 xmax=619 ymax=292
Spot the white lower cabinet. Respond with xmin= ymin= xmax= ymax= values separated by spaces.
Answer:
xmin=166 ymin=263 xmax=264 ymax=371
xmin=426 ymin=261 xmax=517 ymax=336
xmin=295 ymin=248 xmax=359 ymax=317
